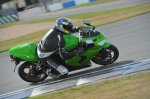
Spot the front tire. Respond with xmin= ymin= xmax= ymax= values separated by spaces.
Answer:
xmin=18 ymin=62 xmax=48 ymax=83
xmin=92 ymin=44 xmax=119 ymax=65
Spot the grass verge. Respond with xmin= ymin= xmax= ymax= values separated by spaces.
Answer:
xmin=29 ymin=71 xmax=150 ymax=99
xmin=0 ymin=4 xmax=150 ymax=52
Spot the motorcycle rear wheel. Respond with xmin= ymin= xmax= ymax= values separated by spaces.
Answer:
xmin=92 ymin=44 xmax=119 ymax=65
xmin=18 ymin=62 xmax=48 ymax=83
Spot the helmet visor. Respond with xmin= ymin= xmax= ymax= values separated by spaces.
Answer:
xmin=63 ymin=23 xmax=73 ymax=32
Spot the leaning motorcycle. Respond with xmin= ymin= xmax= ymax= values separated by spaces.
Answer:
xmin=9 ymin=20 xmax=119 ymax=83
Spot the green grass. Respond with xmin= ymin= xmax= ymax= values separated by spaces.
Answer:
xmin=29 ymin=71 xmax=150 ymax=99
xmin=67 ymin=4 xmax=150 ymax=19
xmin=1 ymin=4 xmax=150 ymax=52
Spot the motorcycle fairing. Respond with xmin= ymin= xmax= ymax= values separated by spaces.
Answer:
xmin=65 ymin=48 xmax=101 ymax=67
xmin=9 ymin=42 xmax=39 ymax=62
xmin=65 ymin=30 xmax=110 ymax=67
xmin=64 ymin=34 xmax=79 ymax=51
xmin=8 ymin=27 xmax=111 ymax=67
xmin=9 ymin=34 xmax=78 ymax=62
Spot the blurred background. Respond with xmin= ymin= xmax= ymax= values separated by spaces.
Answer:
xmin=0 ymin=0 xmax=73 ymax=24
xmin=0 ymin=0 xmax=69 ymax=11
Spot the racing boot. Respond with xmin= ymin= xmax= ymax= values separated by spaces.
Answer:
xmin=47 ymin=59 xmax=68 ymax=77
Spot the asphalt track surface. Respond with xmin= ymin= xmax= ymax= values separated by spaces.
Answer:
xmin=19 ymin=0 xmax=150 ymax=21
xmin=0 ymin=12 xmax=150 ymax=96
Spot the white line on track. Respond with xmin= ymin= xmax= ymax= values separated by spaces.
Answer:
xmin=0 ymin=59 xmax=150 ymax=97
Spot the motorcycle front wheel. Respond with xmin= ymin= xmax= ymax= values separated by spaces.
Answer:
xmin=92 ymin=44 xmax=119 ymax=65
xmin=18 ymin=62 xmax=48 ymax=83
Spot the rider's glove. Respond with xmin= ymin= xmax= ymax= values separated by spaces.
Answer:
xmin=73 ymin=26 xmax=81 ymax=33
xmin=76 ymin=47 xmax=84 ymax=55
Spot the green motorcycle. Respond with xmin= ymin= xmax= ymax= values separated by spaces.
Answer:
xmin=9 ymin=21 xmax=119 ymax=83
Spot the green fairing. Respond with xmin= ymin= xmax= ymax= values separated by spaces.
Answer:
xmin=65 ymin=49 xmax=100 ymax=67
xmin=64 ymin=35 xmax=79 ymax=51
xmin=54 ymin=34 xmax=79 ymax=54
xmin=103 ymin=42 xmax=110 ymax=48
xmin=9 ymin=42 xmax=39 ymax=62
xmin=65 ymin=27 xmax=110 ymax=67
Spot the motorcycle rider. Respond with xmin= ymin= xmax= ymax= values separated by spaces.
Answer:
xmin=37 ymin=17 xmax=84 ymax=77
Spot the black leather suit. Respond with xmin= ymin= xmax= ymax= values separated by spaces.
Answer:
xmin=37 ymin=27 xmax=79 ymax=70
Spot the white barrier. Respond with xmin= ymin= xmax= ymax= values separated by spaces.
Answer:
xmin=74 ymin=0 xmax=89 ymax=5
xmin=48 ymin=3 xmax=63 ymax=11
xmin=48 ymin=0 xmax=96 ymax=11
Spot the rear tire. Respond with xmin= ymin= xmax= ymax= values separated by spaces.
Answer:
xmin=92 ymin=44 xmax=119 ymax=65
xmin=18 ymin=62 xmax=48 ymax=83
